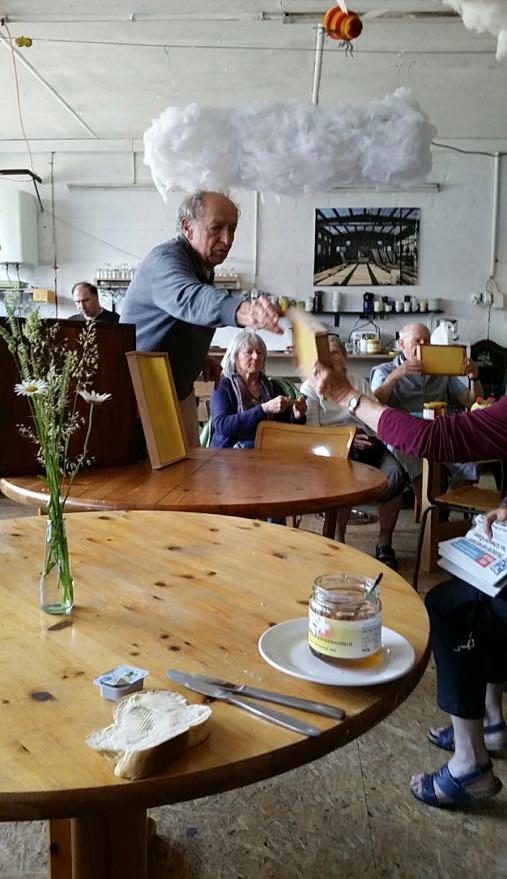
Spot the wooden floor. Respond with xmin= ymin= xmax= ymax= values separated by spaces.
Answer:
xmin=0 ymin=493 xmax=504 ymax=879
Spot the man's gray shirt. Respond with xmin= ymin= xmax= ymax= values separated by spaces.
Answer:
xmin=121 ymin=235 xmax=245 ymax=400
xmin=370 ymin=353 xmax=466 ymax=411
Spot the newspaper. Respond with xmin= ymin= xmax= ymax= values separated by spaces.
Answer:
xmin=437 ymin=514 xmax=507 ymax=597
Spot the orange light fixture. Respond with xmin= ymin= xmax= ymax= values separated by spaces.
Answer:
xmin=322 ymin=6 xmax=363 ymax=41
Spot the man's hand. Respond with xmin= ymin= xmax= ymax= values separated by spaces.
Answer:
xmin=262 ymin=395 xmax=292 ymax=414
xmin=236 ymin=296 xmax=283 ymax=334
xmin=484 ymin=503 xmax=507 ymax=539
xmin=396 ymin=357 xmax=422 ymax=378
xmin=352 ymin=431 xmax=374 ymax=451
xmin=312 ymin=360 xmax=353 ymax=404
xmin=292 ymin=395 xmax=307 ymax=420
xmin=464 ymin=358 xmax=479 ymax=380
xmin=202 ymin=355 xmax=222 ymax=387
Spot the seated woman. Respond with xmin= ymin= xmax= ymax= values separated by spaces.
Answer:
xmin=210 ymin=330 xmax=306 ymax=448
xmin=312 ymin=355 xmax=507 ymax=810
xmin=300 ymin=336 xmax=406 ymax=570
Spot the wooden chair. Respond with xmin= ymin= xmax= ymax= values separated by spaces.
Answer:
xmin=413 ymin=457 xmax=504 ymax=591
xmin=254 ymin=421 xmax=356 ymax=535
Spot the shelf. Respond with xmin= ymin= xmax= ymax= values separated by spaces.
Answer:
xmin=317 ymin=309 xmax=445 ymax=328
xmin=95 ymin=278 xmax=132 ymax=286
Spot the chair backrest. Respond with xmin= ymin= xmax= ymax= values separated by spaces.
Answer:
xmin=254 ymin=421 xmax=356 ymax=458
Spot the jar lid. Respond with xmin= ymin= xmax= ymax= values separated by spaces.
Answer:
xmin=423 ymin=401 xmax=448 ymax=409
xmin=312 ymin=573 xmax=378 ymax=602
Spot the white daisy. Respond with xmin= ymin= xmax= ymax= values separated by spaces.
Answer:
xmin=78 ymin=390 xmax=112 ymax=404
xmin=14 ymin=379 xmax=48 ymax=396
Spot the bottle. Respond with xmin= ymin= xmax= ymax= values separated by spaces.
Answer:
xmin=308 ymin=574 xmax=382 ymax=664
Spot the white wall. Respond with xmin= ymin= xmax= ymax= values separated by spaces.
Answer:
xmin=1 ymin=142 xmax=507 ymax=348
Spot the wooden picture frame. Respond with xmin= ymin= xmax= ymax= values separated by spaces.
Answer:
xmin=126 ymin=351 xmax=189 ymax=469
xmin=288 ymin=308 xmax=331 ymax=380
xmin=415 ymin=344 xmax=467 ymax=376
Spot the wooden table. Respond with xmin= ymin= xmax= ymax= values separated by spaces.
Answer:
xmin=0 ymin=511 xmax=429 ymax=879
xmin=1 ymin=447 xmax=387 ymax=539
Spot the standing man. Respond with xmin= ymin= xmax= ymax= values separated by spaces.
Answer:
xmin=121 ymin=190 xmax=281 ymax=446
xmin=69 ymin=282 xmax=120 ymax=323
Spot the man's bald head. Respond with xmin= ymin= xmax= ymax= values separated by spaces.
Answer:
xmin=398 ymin=322 xmax=430 ymax=359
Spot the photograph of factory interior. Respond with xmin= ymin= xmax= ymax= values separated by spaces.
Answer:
xmin=314 ymin=207 xmax=420 ymax=285
xmin=1 ymin=1 xmax=507 ymax=878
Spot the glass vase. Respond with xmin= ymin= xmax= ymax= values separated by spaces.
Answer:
xmin=40 ymin=515 xmax=74 ymax=615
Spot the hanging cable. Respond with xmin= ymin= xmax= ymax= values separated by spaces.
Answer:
xmin=0 ymin=19 xmax=34 ymax=173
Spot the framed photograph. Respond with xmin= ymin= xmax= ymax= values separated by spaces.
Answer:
xmin=314 ymin=207 xmax=420 ymax=286
xmin=126 ymin=351 xmax=189 ymax=469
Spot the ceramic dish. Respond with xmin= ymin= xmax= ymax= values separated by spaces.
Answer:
xmin=258 ymin=619 xmax=415 ymax=686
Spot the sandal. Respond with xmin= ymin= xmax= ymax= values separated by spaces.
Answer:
xmin=412 ymin=760 xmax=502 ymax=809
xmin=428 ymin=721 xmax=507 ymax=756
xmin=375 ymin=544 xmax=398 ymax=571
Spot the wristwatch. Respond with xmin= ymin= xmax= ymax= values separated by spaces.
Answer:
xmin=347 ymin=393 xmax=363 ymax=415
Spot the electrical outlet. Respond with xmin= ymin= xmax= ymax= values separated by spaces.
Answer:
xmin=492 ymin=292 xmax=506 ymax=310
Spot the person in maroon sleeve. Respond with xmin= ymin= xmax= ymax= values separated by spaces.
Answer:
xmin=312 ymin=356 xmax=507 ymax=809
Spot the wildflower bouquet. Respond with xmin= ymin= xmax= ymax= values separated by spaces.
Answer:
xmin=0 ymin=294 xmax=110 ymax=613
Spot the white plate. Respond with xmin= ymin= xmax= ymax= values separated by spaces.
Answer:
xmin=258 ymin=619 xmax=415 ymax=686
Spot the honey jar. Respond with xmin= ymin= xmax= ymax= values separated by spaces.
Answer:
xmin=423 ymin=401 xmax=448 ymax=420
xmin=308 ymin=574 xmax=382 ymax=664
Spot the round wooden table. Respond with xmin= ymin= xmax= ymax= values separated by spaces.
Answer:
xmin=0 ymin=447 xmax=387 ymax=539
xmin=0 ymin=511 xmax=429 ymax=879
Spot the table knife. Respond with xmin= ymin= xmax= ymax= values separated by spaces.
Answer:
xmin=167 ymin=670 xmax=322 ymax=737
xmin=167 ymin=669 xmax=345 ymax=720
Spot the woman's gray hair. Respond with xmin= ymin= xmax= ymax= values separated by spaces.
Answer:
xmin=327 ymin=334 xmax=347 ymax=356
xmin=221 ymin=330 xmax=267 ymax=377
xmin=176 ymin=190 xmax=240 ymax=232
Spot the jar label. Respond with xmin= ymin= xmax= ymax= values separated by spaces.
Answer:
xmin=308 ymin=610 xmax=382 ymax=659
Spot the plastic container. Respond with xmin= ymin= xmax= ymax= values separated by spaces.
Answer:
xmin=308 ymin=574 xmax=382 ymax=664
xmin=93 ymin=665 xmax=149 ymax=701
xmin=423 ymin=402 xmax=448 ymax=420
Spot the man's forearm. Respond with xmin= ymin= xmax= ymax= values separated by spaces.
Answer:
xmin=372 ymin=367 xmax=401 ymax=405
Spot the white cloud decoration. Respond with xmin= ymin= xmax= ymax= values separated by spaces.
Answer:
xmin=443 ymin=0 xmax=507 ymax=60
xmin=144 ymin=88 xmax=436 ymax=199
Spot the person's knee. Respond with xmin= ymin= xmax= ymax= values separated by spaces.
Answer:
xmin=378 ymin=454 xmax=407 ymax=503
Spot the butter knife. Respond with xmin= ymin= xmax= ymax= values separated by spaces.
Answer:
xmin=167 ymin=669 xmax=345 ymax=720
xmin=167 ymin=670 xmax=322 ymax=737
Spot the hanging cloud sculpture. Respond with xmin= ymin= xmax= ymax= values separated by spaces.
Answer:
xmin=144 ymin=88 xmax=436 ymax=199
xmin=443 ymin=0 xmax=507 ymax=60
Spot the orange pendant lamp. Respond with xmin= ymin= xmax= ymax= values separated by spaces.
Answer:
xmin=322 ymin=6 xmax=363 ymax=41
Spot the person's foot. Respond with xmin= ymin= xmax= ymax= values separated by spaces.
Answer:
xmin=411 ymin=759 xmax=502 ymax=808
xmin=375 ymin=544 xmax=398 ymax=571
xmin=428 ymin=721 xmax=507 ymax=755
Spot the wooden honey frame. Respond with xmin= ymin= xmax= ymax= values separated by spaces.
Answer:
xmin=126 ymin=351 xmax=189 ymax=469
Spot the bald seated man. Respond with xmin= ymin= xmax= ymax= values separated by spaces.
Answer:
xmin=121 ymin=190 xmax=282 ymax=446
xmin=69 ymin=282 xmax=119 ymax=323
xmin=370 ymin=321 xmax=483 ymax=491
